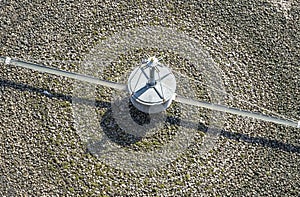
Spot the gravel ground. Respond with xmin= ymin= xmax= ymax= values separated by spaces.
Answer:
xmin=0 ymin=0 xmax=299 ymax=196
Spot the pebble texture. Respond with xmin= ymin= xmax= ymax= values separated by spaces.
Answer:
xmin=0 ymin=0 xmax=299 ymax=196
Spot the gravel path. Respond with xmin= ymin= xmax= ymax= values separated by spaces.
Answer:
xmin=0 ymin=0 xmax=299 ymax=196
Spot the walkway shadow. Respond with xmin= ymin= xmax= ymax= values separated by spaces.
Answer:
xmin=1 ymin=78 xmax=299 ymax=154
xmin=99 ymin=103 xmax=300 ymax=154
xmin=0 ymin=78 xmax=110 ymax=108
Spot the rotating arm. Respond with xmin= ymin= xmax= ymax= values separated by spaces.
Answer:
xmin=2 ymin=56 xmax=299 ymax=128
xmin=175 ymin=95 xmax=300 ymax=129
xmin=0 ymin=56 xmax=127 ymax=91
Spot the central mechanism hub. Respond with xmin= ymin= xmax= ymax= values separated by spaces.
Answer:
xmin=127 ymin=56 xmax=176 ymax=114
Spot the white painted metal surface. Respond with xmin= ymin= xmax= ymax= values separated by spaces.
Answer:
xmin=127 ymin=57 xmax=176 ymax=113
